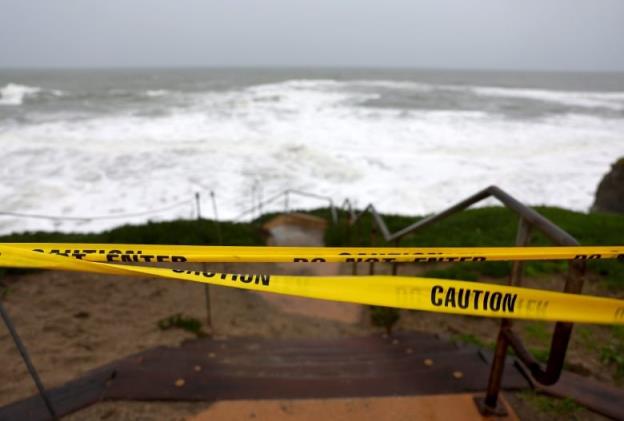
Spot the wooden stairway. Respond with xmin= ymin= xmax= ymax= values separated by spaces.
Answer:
xmin=0 ymin=332 xmax=529 ymax=420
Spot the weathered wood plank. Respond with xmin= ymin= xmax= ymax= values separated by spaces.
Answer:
xmin=0 ymin=368 xmax=115 ymax=421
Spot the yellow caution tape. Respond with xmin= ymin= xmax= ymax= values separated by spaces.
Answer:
xmin=0 ymin=244 xmax=623 ymax=325
xmin=1 ymin=243 xmax=623 ymax=265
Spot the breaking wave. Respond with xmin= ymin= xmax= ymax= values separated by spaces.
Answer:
xmin=0 ymin=76 xmax=622 ymax=234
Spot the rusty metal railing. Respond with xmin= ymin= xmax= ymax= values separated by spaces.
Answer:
xmin=340 ymin=185 xmax=585 ymax=415
xmin=234 ymin=189 xmax=340 ymax=224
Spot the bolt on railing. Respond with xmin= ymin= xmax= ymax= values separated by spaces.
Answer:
xmin=194 ymin=191 xmax=223 ymax=333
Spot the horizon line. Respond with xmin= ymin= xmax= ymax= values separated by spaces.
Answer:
xmin=1 ymin=65 xmax=623 ymax=74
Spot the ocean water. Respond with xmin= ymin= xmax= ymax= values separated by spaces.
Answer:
xmin=0 ymin=68 xmax=623 ymax=234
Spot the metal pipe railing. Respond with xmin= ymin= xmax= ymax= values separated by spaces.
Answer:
xmin=0 ymin=301 xmax=58 ymax=420
xmin=234 ymin=189 xmax=340 ymax=224
xmin=341 ymin=185 xmax=579 ymax=246
xmin=481 ymin=217 xmax=532 ymax=414
xmin=342 ymin=185 xmax=586 ymax=414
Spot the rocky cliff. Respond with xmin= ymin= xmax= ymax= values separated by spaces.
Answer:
xmin=592 ymin=158 xmax=624 ymax=214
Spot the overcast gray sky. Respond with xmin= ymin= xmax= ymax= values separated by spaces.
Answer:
xmin=1 ymin=0 xmax=623 ymax=71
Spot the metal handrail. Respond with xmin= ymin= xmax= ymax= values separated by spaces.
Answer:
xmin=341 ymin=185 xmax=586 ymax=414
xmin=341 ymin=186 xmax=578 ymax=245
xmin=0 ymin=199 xmax=193 ymax=222
xmin=234 ymin=189 xmax=340 ymax=224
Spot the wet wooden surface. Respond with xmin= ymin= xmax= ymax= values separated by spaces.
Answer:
xmin=0 ymin=368 xmax=114 ymax=421
xmin=0 ymin=332 xmax=529 ymax=420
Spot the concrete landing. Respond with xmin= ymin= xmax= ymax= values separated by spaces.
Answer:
xmin=261 ymin=213 xmax=363 ymax=324
xmin=264 ymin=213 xmax=327 ymax=247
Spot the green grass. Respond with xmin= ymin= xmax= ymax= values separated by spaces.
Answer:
xmin=0 ymin=218 xmax=265 ymax=278
xmin=1 ymin=205 xmax=622 ymax=290
xmin=519 ymin=390 xmax=582 ymax=418
xmin=370 ymin=306 xmax=400 ymax=335
xmin=1 ymin=205 xmax=622 ymax=288
xmin=528 ymin=347 xmax=550 ymax=363
xmin=157 ymin=313 xmax=206 ymax=337
xmin=0 ymin=218 xmax=263 ymax=246
xmin=451 ymin=333 xmax=495 ymax=349
xmin=523 ymin=322 xmax=551 ymax=343
xmin=574 ymin=326 xmax=595 ymax=351
xmin=599 ymin=326 xmax=624 ymax=380
xmin=325 ymin=206 xmax=624 ymax=289
xmin=0 ymin=285 xmax=11 ymax=299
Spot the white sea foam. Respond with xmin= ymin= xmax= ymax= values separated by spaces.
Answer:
xmin=0 ymin=78 xmax=622 ymax=234
xmin=471 ymin=86 xmax=624 ymax=111
xmin=144 ymin=89 xmax=170 ymax=97
xmin=0 ymin=83 xmax=42 ymax=106
xmin=343 ymin=79 xmax=624 ymax=110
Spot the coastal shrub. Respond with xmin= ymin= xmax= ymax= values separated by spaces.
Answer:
xmin=370 ymin=306 xmax=400 ymax=335
xmin=157 ymin=313 xmax=206 ymax=337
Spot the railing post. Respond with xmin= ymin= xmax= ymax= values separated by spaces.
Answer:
xmin=369 ymin=226 xmax=377 ymax=275
xmin=0 ymin=301 xmax=58 ymax=420
xmin=478 ymin=217 xmax=532 ymax=415
xmin=540 ymin=259 xmax=586 ymax=379
xmin=345 ymin=214 xmax=352 ymax=245
xmin=351 ymin=212 xmax=360 ymax=275
xmin=250 ymin=182 xmax=257 ymax=222
xmin=392 ymin=239 xmax=400 ymax=275
xmin=210 ymin=190 xmax=222 ymax=244
xmin=195 ymin=193 xmax=213 ymax=333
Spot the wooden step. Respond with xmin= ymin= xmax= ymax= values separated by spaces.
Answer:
xmin=0 ymin=333 xmax=530 ymax=421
